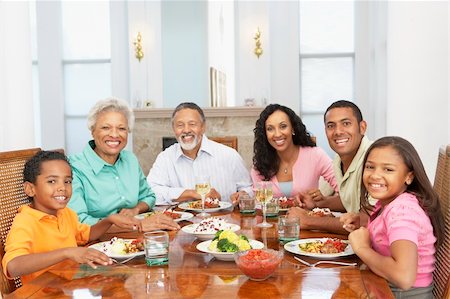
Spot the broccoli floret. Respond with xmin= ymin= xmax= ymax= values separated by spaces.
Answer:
xmin=239 ymin=235 xmax=249 ymax=242
xmin=217 ymin=238 xmax=239 ymax=252
xmin=213 ymin=230 xmax=223 ymax=241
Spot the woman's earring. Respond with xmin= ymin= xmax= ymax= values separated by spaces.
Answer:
xmin=292 ymin=132 xmax=295 ymax=135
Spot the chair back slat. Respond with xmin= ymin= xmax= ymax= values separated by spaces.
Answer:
xmin=433 ymin=145 xmax=450 ymax=299
xmin=210 ymin=136 xmax=238 ymax=151
xmin=0 ymin=148 xmax=41 ymax=294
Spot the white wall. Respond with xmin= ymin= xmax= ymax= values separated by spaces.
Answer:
xmin=0 ymin=2 xmax=35 ymax=151
xmin=386 ymin=1 xmax=449 ymax=180
xmin=269 ymin=1 xmax=300 ymax=109
xmin=235 ymin=2 xmax=271 ymax=106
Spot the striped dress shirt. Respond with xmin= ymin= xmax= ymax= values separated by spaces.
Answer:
xmin=147 ymin=135 xmax=252 ymax=205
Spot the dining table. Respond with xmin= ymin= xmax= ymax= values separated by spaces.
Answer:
xmin=6 ymin=206 xmax=394 ymax=298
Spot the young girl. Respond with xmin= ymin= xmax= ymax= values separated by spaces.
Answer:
xmin=344 ymin=136 xmax=444 ymax=298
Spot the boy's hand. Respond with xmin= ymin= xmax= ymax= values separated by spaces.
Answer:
xmin=67 ymin=247 xmax=112 ymax=269
xmin=340 ymin=212 xmax=361 ymax=232
xmin=107 ymin=214 xmax=141 ymax=231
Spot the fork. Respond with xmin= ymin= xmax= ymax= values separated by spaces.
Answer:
xmin=294 ymin=256 xmax=357 ymax=267
xmin=110 ymin=255 xmax=136 ymax=265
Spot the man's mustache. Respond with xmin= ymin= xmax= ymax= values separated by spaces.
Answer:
xmin=181 ymin=133 xmax=195 ymax=138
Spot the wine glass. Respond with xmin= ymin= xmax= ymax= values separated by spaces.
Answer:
xmin=255 ymin=181 xmax=273 ymax=228
xmin=195 ymin=175 xmax=211 ymax=218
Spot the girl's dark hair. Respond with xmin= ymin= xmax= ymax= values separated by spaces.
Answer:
xmin=24 ymin=151 xmax=71 ymax=184
xmin=253 ymin=104 xmax=315 ymax=180
xmin=360 ymin=136 xmax=445 ymax=248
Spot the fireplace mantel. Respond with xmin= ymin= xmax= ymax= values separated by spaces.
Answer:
xmin=134 ymin=106 xmax=263 ymax=119
xmin=132 ymin=106 xmax=263 ymax=175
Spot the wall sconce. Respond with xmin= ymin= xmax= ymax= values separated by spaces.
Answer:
xmin=134 ymin=32 xmax=144 ymax=62
xmin=254 ymin=27 xmax=263 ymax=59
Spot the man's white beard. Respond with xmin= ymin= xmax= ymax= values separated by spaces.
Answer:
xmin=178 ymin=134 xmax=199 ymax=151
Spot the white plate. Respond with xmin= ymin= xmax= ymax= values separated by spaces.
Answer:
xmin=178 ymin=201 xmax=232 ymax=212
xmin=135 ymin=211 xmax=194 ymax=222
xmin=181 ymin=223 xmax=241 ymax=241
xmin=89 ymin=239 xmax=145 ymax=259
xmin=196 ymin=239 xmax=264 ymax=261
xmin=284 ymin=238 xmax=354 ymax=259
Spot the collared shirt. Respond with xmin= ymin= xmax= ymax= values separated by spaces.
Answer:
xmin=333 ymin=136 xmax=372 ymax=212
xmin=2 ymin=206 xmax=90 ymax=284
xmin=147 ymin=135 xmax=253 ymax=205
xmin=68 ymin=140 xmax=156 ymax=224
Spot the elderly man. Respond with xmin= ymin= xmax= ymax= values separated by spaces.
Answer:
xmin=288 ymin=100 xmax=372 ymax=233
xmin=147 ymin=102 xmax=252 ymax=205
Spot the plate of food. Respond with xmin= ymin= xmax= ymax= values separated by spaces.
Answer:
xmin=284 ymin=238 xmax=354 ymax=259
xmin=89 ymin=237 xmax=145 ymax=259
xmin=178 ymin=199 xmax=232 ymax=213
xmin=181 ymin=217 xmax=240 ymax=241
xmin=307 ymin=207 xmax=343 ymax=218
xmin=278 ymin=197 xmax=297 ymax=211
xmin=135 ymin=210 xmax=194 ymax=222
xmin=196 ymin=230 xmax=264 ymax=261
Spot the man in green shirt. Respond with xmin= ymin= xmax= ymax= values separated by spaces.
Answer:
xmin=288 ymin=100 xmax=372 ymax=233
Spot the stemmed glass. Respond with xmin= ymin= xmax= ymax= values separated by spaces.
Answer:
xmin=195 ymin=175 xmax=211 ymax=218
xmin=255 ymin=181 xmax=273 ymax=228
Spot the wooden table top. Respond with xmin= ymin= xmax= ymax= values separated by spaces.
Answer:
xmin=7 ymin=208 xmax=394 ymax=298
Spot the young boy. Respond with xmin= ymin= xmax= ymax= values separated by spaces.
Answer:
xmin=2 ymin=151 xmax=140 ymax=284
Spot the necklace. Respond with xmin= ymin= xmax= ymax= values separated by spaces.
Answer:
xmin=284 ymin=168 xmax=288 ymax=174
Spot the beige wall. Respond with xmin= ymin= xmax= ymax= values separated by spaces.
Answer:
xmin=132 ymin=107 xmax=263 ymax=175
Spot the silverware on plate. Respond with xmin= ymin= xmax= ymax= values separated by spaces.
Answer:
xmin=294 ymin=256 xmax=357 ymax=267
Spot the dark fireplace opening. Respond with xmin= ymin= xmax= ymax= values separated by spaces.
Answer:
xmin=162 ymin=137 xmax=177 ymax=151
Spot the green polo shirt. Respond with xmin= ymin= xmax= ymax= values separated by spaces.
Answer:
xmin=333 ymin=136 xmax=373 ymax=213
xmin=68 ymin=140 xmax=155 ymax=225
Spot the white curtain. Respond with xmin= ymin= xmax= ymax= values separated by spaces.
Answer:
xmin=0 ymin=1 xmax=35 ymax=151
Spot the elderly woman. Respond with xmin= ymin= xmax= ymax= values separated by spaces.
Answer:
xmin=68 ymin=97 xmax=179 ymax=232
xmin=252 ymin=104 xmax=338 ymax=201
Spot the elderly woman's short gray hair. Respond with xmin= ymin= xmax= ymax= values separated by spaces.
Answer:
xmin=87 ymin=97 xmax=135 ymax=132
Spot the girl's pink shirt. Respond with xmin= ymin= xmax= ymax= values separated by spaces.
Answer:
xmin=368 ymin=192 xmax=436 ymax=287
xmin=251 ymin=146 xmax=338 ymax=197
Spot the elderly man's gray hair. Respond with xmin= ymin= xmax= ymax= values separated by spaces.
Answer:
xmin=87 ymin=97 xmax=135 ymax=132
xmin=171 ymin=102 xmax=206 ymax=124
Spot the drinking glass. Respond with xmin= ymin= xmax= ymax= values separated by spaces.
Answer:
xmin=195 ymin=175 xmax=211 ymax=218
xmin=255 ymin=181 xmax=273 ymax=228
xmin=144 ymin=231 xmax=169 ymax=266
xmin=277 ymin=216 xmax=300 ymax=243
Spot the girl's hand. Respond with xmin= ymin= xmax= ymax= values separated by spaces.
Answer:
xmin=340 ymin=212 xmax=361 ymax=232
xmin=108 ymin=214 xmax=141 ymax=231
xmin=348 ymin=227 xmax=371 ymax=254
xmin=140 ymin=213 xmax=180 ymax=231
xmin=66 ymin=247 xmax=112 ymax=269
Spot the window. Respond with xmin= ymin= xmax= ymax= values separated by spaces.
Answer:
xmin=299 ymin=1 xmax=355 ymax=156
xmin=61 ymin=1 xmax=111 ymax=154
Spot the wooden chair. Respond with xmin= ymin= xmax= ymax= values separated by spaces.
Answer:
xmin=210 ymin=136 xmax=238 ymax=151
xmin=433 ymin=145 xmax=450 ymax=299
xmin=0 ymin=148 xmax=41 ymax=294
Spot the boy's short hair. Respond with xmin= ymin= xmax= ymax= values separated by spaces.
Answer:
xmin=24 ymin=151 xmax=71 ymax=184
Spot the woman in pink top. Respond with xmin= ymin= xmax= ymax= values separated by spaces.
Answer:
xmin=345 ymin=136 xmax=444 ymax=298
xmin=251 ymin=104 xmax=337 ymax=201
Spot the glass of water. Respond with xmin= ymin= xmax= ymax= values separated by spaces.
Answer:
xmin=144 ymin=231 xmax=169 ymax=266
xmin=278 ymin=216 xmax=300 ymax=243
